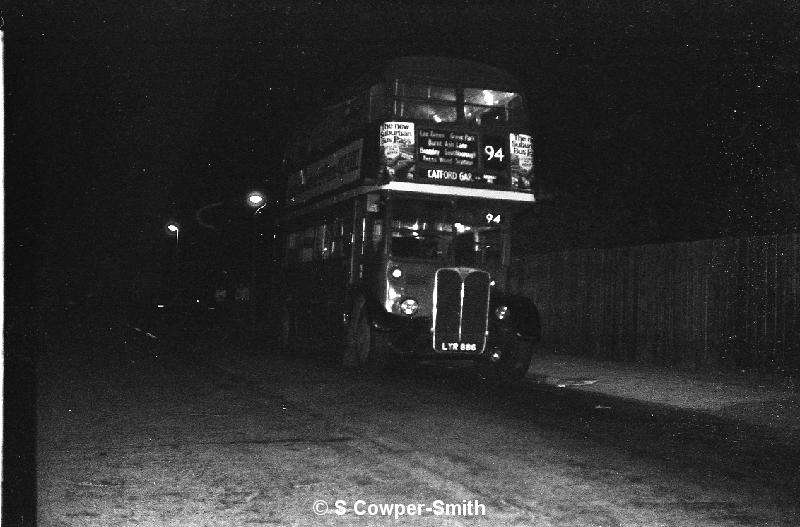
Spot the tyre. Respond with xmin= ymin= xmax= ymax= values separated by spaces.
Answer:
xmin=342 ymin=299 xmax=388 ymax=371
xmin=476 ymin=335 xmax=532 ymax=382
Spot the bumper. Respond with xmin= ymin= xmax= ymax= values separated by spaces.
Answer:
xmin=371 ymin=312 xmax=516 ymax=359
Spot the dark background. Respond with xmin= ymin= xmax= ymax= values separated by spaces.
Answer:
xmin=5 ymin=0 xmax=799 ymax=308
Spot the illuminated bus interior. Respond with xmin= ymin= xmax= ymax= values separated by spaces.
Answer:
xmin=371 ymin=80 xmax=527 ymax=126
xmin=388 ymin=197 xmax=506 ymax=269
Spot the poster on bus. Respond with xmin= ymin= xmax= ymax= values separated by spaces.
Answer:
xmin=379 ymin=121 xmax=415 ymax=180
xmin=509 ymin=133 xmax=533 ymax=189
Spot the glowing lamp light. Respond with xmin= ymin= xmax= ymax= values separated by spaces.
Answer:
xmin=166 ymin=223 xmax=179 ymax=233
xmin=247 ymin=192 xmax=265 ymax=207
xmin=399 ymin=298 xmax=419 ymax=316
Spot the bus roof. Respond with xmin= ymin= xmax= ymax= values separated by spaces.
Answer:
xmin=350 ymin=56 xmax=525 ymax=95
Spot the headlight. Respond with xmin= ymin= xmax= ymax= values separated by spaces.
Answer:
xmin=399 ymin=298 xmax=419 ymax=316
xmin=494 ymin=305 xmax=510 ymax=320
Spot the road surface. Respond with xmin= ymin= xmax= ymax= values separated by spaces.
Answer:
xmin=34 ymin=311 xmax=800 ymax=526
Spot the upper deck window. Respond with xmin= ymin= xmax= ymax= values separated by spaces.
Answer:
xmin=307 ymin=95 xmax=367 ymax=154
xmin=395 ymin=101 xmax=458 ymax=123
xmin=463 ymin=88 xmax=523 ymax=126
xmin=396 ymin=81 xmax=456 ymax=101
xmin=393 ymin=80 xmax=458 ymax=123
xmin=384 ymin=80 xmax=525 ymax=126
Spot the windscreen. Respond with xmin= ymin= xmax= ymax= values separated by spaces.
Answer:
xmin=389 ymin=198 xmax=452 ymax=260
xmin=389 ymin=197 xmax=506 ymax=266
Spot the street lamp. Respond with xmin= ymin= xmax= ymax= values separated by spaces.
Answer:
xmin=247 ymin=192 xmax=265 ymax=208
xmin=247 ymin=192 xmax=268 ymax=329
xmin=165 ymin=221 xmax=180 ymax=300
xmin=166 ymin=222 xmax=180 ymax=260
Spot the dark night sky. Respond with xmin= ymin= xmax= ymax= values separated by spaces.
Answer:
xmin=5 ymin=1 xmax=799 ymax=306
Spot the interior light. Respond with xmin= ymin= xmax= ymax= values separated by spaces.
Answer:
xmin=483 ymin=90 xmax=495 ymax=105
xmin=432 ymin=114 xmax=442 ymax=123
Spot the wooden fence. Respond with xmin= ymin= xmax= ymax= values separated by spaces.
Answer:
xmin=510 ymin=234 xmax=800 ymax=373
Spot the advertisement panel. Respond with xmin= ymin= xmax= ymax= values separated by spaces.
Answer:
xmin=380 ymin=121 xmax=415 ymax=180
xmin=287 ymin=139 xmax=363 ymax=203
xmin=509 ymin=133 xmax=533 ymax=189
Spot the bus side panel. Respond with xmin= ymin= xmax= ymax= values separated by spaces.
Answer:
xmin=277 ymin=199 xmax=357 ymax=345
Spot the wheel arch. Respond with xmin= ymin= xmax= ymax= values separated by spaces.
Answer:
xmin=491 ymin=290 xmax=541 ymax=343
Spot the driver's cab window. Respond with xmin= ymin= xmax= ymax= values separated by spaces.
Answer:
xmin=389 ymin=198 xmax=452 ymax=261
xmin=387 ymin=197 xmax=509 ymax=278
xmin=453 ymin=231 xmax=477 ymax=267
xmin=453 ymin=227 xmax=503 ymax=271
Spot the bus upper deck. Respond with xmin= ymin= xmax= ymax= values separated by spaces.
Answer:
xmin=282 ymin=56 xmax=535 ymax=211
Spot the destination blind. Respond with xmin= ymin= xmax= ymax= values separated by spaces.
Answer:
xmin=417 ymin=129 xmax=477 ymax=168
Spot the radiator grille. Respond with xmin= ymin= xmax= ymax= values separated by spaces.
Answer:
xmin=433 ymin=268 xmax=490 ymax=353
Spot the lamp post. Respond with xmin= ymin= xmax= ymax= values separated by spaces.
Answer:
xmin=166 ymin=222 xmax=180 ymax=269
xmin=247 ymin=192 xmax=267 ymax=330
xmin=166 ymin=221 xmax=180 ymax=299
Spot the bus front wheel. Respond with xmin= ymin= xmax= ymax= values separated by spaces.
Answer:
xmin=343 ymin=301 xmax=388 ymax=371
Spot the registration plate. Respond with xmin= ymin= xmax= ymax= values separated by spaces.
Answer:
xmin=440 ymin=342 xmax=478 ymax=352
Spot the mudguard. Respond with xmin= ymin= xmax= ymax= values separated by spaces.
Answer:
xmin=347 ymin=285 xmax=393 ymax=331
xmin=490 ymin=290 xmax=541 ymax=343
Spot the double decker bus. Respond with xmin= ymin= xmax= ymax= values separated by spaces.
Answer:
xmin=275 ymin=56 xmax=540 ymax=381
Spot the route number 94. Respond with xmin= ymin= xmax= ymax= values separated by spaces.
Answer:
xmin=485 ymin=213 xmax=502 ymax=224
xmin=484 ymin=145 xmax=505 ymax=162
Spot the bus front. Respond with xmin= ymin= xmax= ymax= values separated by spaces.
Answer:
xmin=348 ymin=59 xmax=540 ymax=380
